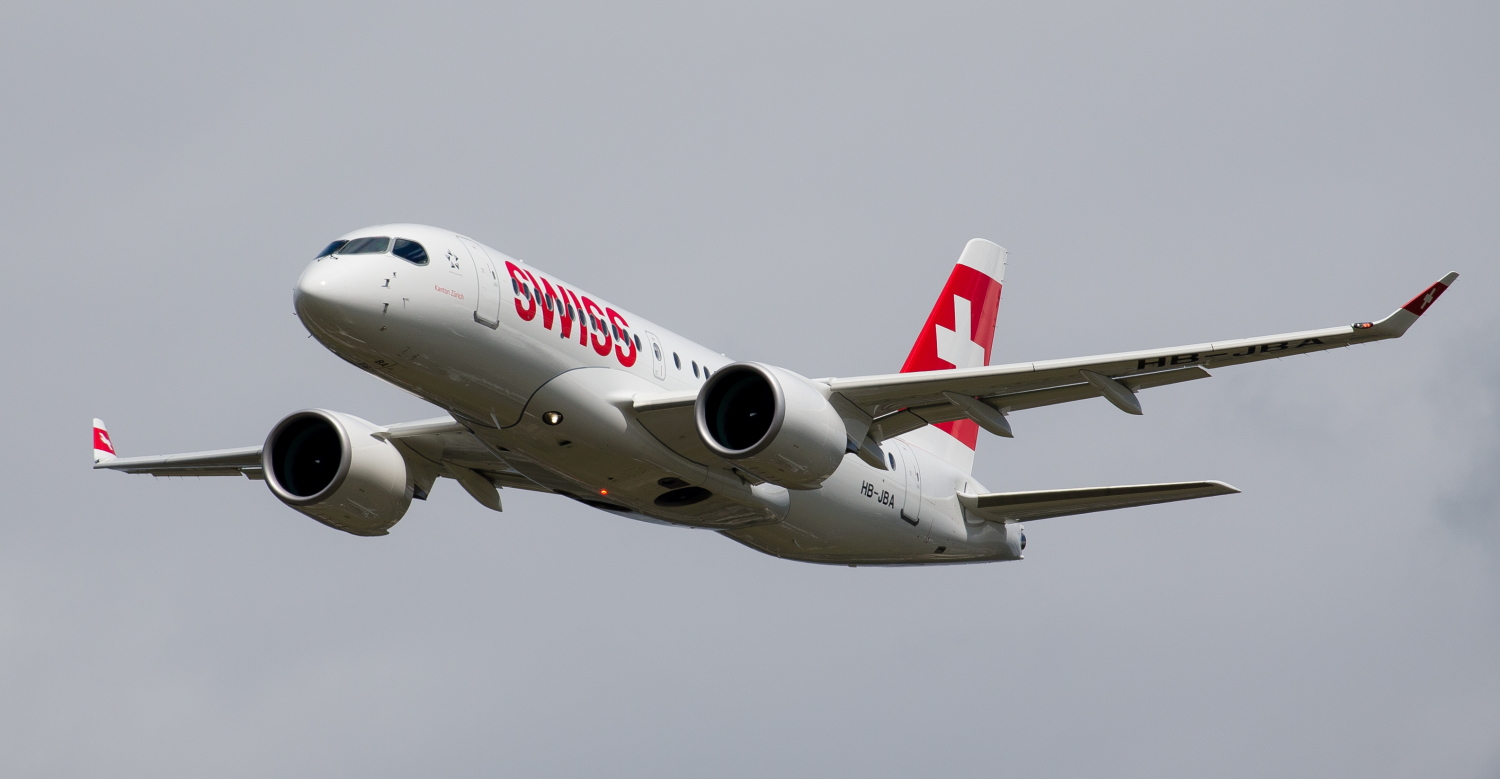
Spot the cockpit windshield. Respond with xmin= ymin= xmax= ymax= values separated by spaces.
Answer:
xmin=316 ymin=235 xmax=424 ymax=262
xmin=316 ymin=240 xmax=348 ymax=258
xmin=340 ymin=237 xmax=391 ymax=254
xmin=393 ymin=239 xmax=429 ymax=265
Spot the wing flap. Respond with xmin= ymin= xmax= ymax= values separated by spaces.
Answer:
xmin=958 ymin=480 xmax=1240 ymax=523
xmin=834 ymin=325 xmax=1358 ymax=416
xmin=867 ymin=366 xmax=1211 ymax=442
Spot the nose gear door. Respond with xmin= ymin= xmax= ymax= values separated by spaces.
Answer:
xmin=458 ymin=236 xmax=501 ymax=328
xmin=645 ymin=331 xmax=667 ymax=380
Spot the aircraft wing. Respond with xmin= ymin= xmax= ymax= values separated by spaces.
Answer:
xmin=97 ymin=446 xmax=268 ymax=478
xmin=92 ymin=416 xmax=553 ymax=495
xmin=827 ymin=272 xmax=1458 ymax=442
xmin=957 ymin=480 xmax=1240 ymax=523
xmin=629 ymin=273 xmax=1456 ymax=466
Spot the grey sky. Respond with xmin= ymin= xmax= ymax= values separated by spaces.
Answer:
xmin=3 ymin=2 xmax=1498 ymax=776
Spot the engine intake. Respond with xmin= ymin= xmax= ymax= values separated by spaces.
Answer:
xmin=696 ymin=363 xmax=848 ymax=489
xmin=263 ymin=409 xmax=413 ymax=536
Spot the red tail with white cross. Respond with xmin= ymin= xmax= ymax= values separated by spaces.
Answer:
xmin=899 ymin=239 xmax=1006 ymax=472
xmin=93 ymin=419 xmax=117 ymax=464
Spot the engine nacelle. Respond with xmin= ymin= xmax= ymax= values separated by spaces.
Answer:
xmin=696 ymin=363 xmax=848 ymax=490
xmin=262 ymin=409 xmax=412 ymax=536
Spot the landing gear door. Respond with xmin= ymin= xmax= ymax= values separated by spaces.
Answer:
xmin=458 ymin=236 xmax=501 ymax=329
xmin=645 ymin=332 xmax=667 ymax=380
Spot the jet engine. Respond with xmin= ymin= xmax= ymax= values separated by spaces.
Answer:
xmin=262 ymin=409 xmax=413 ymax=536
xmin=696 ymin=363 xmax=849 ymax=489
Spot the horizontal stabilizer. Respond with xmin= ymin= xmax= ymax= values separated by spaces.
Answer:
xmin=957 ymin=480 xmax=1240 ymax=523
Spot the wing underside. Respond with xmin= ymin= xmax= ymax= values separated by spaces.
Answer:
xmin=958 ymin=480 xmax=1241 ymax=523
xmin=92 ymin=417 xmax=550 ymax=494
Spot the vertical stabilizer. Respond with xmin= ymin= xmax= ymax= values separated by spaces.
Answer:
xmin=898 ymin=239 xmax=1006 ymax=473
xmin=93 ymin=419 xmax=117 ymax=464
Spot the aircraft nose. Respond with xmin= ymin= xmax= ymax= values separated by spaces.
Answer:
xmin=294 ymin=257 xmax=379 ymax=329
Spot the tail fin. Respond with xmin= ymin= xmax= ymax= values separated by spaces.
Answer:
xmin=93 ymin=419 xmax=117 ymax=464
xmin=898 ymin=239 xmax=1006 ymax=473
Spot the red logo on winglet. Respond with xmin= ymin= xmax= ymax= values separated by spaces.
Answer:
xmin=1401 ymin=281 xmax=1450 ymax=316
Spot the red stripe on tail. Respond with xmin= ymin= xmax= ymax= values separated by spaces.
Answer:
xmin=900 ymin=263 xmax=1004 ymax=450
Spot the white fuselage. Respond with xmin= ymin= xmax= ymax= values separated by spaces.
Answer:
xmin=294 ymin=224 xmax=1022 ymax=565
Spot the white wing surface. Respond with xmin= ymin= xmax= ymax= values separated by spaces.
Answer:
xmin=92 ymin=416 xmax=552 ymax=494
xmin=958 ymin=481 xmax=1241 ymax=523
xmin=834 ymin=273 xmax=1458 ymax=441
xmin=632 ymin=272 xmax=1457 ymax=459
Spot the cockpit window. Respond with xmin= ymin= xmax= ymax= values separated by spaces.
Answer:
xmin=341 ymin=236 xmax=390 ymax=254
xmin=316 ymin=240 xmax=348 ymax=258
xmin=393 ymin=239 xmax=429 ymax=265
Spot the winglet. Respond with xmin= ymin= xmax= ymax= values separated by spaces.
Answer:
xmin=92 ymin=419 xmax=117 ymax=464
xmin=1369 ymin=272 xmax=1459 ymax=337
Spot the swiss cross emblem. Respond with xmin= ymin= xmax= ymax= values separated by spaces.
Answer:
xmin=935 ymin=295 xmax=986 ymax=368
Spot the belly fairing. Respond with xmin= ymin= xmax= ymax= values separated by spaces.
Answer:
xmin=722 ymin=451 xmax=1023 ymax=565
xmin=473 ymin=367 xmax=790 ymax=530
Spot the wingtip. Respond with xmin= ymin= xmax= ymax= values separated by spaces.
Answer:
xmin=1401 ymin=274 xmax=1458 ymax=316
xmin=1205 ymin=480 xmax=1242 ymax=495
xmin=1369 ymin=273 xmax=1458 ymax=337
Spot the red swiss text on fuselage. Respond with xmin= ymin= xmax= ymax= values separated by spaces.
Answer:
xmin=607 ymin=308 xmax=637 ymax=367
xmin=505 ymin=262 xmax=537 ymax=321
xmin=503 ymin=260 xmax=637 ymax=368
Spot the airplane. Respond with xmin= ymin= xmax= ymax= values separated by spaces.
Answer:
xmin=93 ymin=225 xmax=1457 ymax=565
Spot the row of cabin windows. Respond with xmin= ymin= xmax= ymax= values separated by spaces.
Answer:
xmin=332 ymin=253 xmax=716 ymax=381
xmin=670 ymin=352 xmax=712 ymax=379
xmin=316 ymin=241 xmax=720 ymax=381
xmin=317 ymin=237 xmax=429 ymax=265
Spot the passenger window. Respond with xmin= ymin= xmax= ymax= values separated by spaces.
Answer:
xmin=703 ymin=366 xmax=711 ymax=378
xmin=393 ymin=239 xmax=428 ymax=265
xmin=341 ymin=236 xmax=390 ymax=254
xmin=316 ymin=240 xmax=348 ymax=258
xmin=634 ymin=334 xmax=643 ymax=351
xmin=692 ymin=361 xmax=699 ymax=377
xmin=673 ymin=353 xmax=681 ymax=369
xmin=888 ymin=453 xmax=895 ymax=468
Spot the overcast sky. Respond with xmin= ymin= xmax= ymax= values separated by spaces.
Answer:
xmin=2 ymin=2 xmax=1497 ymax=776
